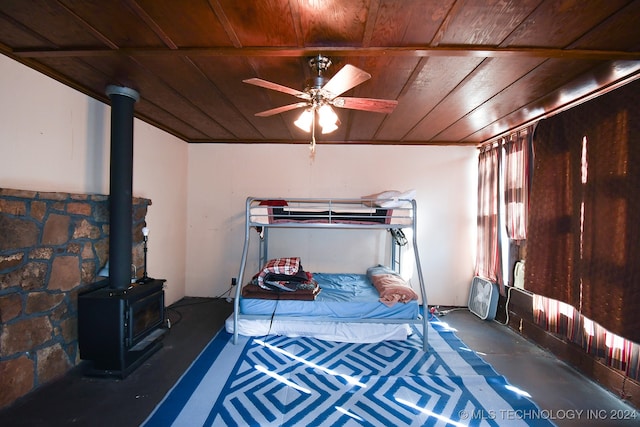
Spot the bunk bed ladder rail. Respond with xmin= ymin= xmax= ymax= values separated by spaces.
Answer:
xmin=410 ymin=199 xmax=428 ymax=351
xmin=233 ymin=197 xmax=253 ymax=345
xmin=391 ymin=233 xmax=400 ymax=274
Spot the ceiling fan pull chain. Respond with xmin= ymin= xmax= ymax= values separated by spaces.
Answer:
xmin=310 ymin=111 xmax=317 ymax=157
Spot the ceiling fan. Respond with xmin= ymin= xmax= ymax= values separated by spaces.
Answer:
xmin=243 ymin=55 xmax=398 ymax=152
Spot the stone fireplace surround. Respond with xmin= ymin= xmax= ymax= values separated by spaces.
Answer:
xmin=0 ymin=187 xmax=151 ymax=409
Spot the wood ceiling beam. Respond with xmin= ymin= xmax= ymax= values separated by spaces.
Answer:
xmin=12 ymin=46 xmax=640 ymax=61
xmin=185 ymin=139 xmax=479 ymax=146
xmin=207 ymin=0 xmax=242 ymax=48
xmin=54 ymin=1 xmax=119 ymax=49
xmin=126 ymin=0 xmax=178 ymax=50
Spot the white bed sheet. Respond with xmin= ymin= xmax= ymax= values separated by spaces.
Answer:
xmin=225 ymin=316 xmax=413 ymax=343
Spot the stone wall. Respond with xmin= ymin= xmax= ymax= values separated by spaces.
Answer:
xmin=0 ymin=188 xmax=150 ymax=409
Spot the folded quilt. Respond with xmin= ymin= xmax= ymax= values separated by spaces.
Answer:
xmin=242 ymin=282 xmax=320 ymax=300
xmin=366 ymin=265 xmax=418 ymax=307
xmin=262 ymin=269 xmax=312 ymax=291
xmin=256 ymin=257 xmax=307 ymax=290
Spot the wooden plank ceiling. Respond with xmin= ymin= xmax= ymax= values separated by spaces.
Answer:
xmin=1 ymin=0 xmax=639 ymax=146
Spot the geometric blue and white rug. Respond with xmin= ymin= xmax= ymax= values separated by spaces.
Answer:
xmin=143 ymin=321 xmax=555 ymax=426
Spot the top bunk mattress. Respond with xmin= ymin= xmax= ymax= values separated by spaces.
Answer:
xmin=239 ymin=272 xmax=419 ymax=320
xmin=247 ymin=197 xmax=414 ymax=227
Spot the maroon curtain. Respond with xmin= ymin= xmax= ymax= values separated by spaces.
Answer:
xmin=526 ymin=79 xmax=640 ymax=343
xmin=475 ymin=145 xmax=502 ymax=285
xmin=504 ymin=127 xmax=533 ymax=241
xmin=577 ymin=81 xmax=640 ymax=343
xmin=526 ymin=113 xmax=582 ymax=308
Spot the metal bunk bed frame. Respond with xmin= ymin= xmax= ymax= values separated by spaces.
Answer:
xmin=232 ymin=196 xmax=429 ymax=351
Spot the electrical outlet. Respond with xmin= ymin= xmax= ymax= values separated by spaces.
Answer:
xmin=226 ymin=278 xmax=237 ymax=303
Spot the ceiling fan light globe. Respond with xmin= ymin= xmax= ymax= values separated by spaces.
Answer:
xmin=321 ymin=122 xmax=339 ymax=134
xmin=294 ymin=109 xmax=313 ymax=132
xmin=318 ymin=105 xmax=338 ymax=128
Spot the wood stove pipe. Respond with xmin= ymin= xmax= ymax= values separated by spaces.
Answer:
xmin=105 ymin=85 xmax=139 ymax=290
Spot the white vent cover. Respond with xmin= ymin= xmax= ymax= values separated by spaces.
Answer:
xmin=468 ymin=277 xmax=499 ymax=320
xmin=514 ymin=260 xmax=525 ymax=290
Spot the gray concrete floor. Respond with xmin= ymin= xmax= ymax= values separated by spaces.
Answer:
xmin=0 ymin=299 xmax=637 ymax=426
xmin=439 ymin=309 xmax=638 ymax=426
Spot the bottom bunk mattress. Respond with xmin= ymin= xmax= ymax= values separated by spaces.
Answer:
xmin=239 ymin=272 xmax=419 ymax=319
xmin=227 ymin=272 xmax=420 ymax=343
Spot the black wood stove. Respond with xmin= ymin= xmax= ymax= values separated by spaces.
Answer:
xmin=78 ymin=279 xmax=165 ymax=377
xmin=78 ymin=85 xmax=166 ymax=377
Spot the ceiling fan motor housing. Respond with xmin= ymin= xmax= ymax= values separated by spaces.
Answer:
xmin=309 ymin=55 xmax=331 ymax=73
xmin=306 ymin=76 xmax=327 ymax=92
xmin=307 ymin=55 xmax=332 ymax=90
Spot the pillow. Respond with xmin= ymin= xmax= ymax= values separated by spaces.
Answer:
xmin=366 ymin=265 xmax=418 ymax=307
xmin=361 ymin=189 xmax=416 ymax=208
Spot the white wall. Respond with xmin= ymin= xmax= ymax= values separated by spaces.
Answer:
xmin=131 ymin=122 xmax=188 ymax=305
xmin=1 ymin=52 xmax=479 ymax=307
xmin=0 ymin=55 xmax=188 ymax=304
xmin=186 ymin=143 xmax=477 ymax=306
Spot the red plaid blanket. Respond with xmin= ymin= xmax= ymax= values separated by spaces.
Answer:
xmin=257 ymin=257 xmax=301 ymax=288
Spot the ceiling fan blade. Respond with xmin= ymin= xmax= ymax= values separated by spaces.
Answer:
xmin=332 ymin=97 xmax=398 ymax=114
xmin=321 ymin=64 xmax=371 ymax=99
xmin=254 ymin=102 xmax=309 ymax=117
xmin=243 ymin=78 xmax=310 ymax=99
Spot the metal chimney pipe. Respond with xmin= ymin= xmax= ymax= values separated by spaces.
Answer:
xmin=105 ymin=85 xmax=139 ymax=290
